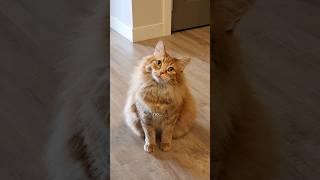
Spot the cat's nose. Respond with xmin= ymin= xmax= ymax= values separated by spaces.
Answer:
xmin=160 ymin=71 xmax=165 ymax=75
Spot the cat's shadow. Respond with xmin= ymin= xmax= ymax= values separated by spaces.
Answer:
xmin=213 ymin=32 xmax=277 ymax=180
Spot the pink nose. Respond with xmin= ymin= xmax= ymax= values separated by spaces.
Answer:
xmin=160 ymin=71 xmax=165 ymax=75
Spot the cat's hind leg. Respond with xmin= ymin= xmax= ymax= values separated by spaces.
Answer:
xmin=173 ymin=95 xmax=197 ymax=139
xmin=124 ymin=96 xmax=144 ymax=137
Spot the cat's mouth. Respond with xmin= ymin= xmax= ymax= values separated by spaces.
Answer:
xmin=153 ymin=74 xmax=162 ymax=81
xmin=152 ymin=73 xmax=164 ymax=83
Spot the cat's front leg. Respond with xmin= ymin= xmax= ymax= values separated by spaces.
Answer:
xmin=160 ymin=117 xmax=177 ymax=152
xmin=141 ymin=119 xmax=156 ymax=153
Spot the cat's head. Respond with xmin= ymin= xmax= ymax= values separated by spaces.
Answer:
xmin=144 ymin=41 xmax=191 ymax=85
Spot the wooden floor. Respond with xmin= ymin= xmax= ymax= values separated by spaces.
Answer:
xmin=110 ymin=27 xmax=210 ymax=180
xmin=214 ymin=0 xmax=320 ymax=179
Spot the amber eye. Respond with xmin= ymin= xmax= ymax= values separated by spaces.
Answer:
xmin=168 ymin=67 xmax=174 ymax=72
xmin=157 ymin=60 xmax=162 ymax=66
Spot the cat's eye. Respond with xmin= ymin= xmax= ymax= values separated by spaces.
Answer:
xmin=168 ymin=67 xmax=174 ymax=72
xmin=157 ymin=60 xmax=162 ymax=66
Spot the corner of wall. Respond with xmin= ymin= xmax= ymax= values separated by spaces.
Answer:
xmin=110 ymin=16 xmax=133 ymax=42
xmin=111 ymin=0 xmax=172 ymax=42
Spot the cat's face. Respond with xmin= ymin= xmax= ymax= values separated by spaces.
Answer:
xmin=145 ymin=41 xmax=190 ymax=84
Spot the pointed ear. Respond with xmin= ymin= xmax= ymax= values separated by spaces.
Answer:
xmin=153 ymin=40 xmax=165 ymax=57
xmin=178 ymin=57 xmax=191 ymax=72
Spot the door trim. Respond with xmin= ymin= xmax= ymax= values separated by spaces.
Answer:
xmin=111 ymin=0 xmax=172 ymax=42
xmin=132 ymin=0 xmax=172 ymax=42
xmin=163 ymin=0 xmax=172 ymax=36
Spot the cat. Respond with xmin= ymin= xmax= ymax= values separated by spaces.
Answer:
xmin=124 ymin=41 xmax=197 ymax=153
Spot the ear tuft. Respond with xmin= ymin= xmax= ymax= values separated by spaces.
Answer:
xmin=153 ymin=40 xmax=165 ymax=57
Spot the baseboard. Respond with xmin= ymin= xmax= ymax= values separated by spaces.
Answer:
xmin=132 ymin=23 xmax=167 ymax=42
xmin=111 ymin=16 xmax=170 ymax=42
xmin=110 ymin=16 xmax=133 ymax=41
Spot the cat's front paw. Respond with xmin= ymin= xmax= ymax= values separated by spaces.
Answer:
xmin=144 ymin=143 xmax=156 ymax=153
xmin=160 ymin=142 xmax=172 ymax=152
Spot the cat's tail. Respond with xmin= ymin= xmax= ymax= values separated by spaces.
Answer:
xmin=124 ymin=96 xmax=144 ymax=137
xmin=173 ymin=94 xmax=197 ymax=139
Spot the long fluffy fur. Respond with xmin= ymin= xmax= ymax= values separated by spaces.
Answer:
xmin=124 ymin=44 xmax=197 ymax=150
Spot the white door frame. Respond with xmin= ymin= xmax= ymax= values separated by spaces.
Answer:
xmin=163 ymin=0 xmax=172 ymax=36
xmin=111 ymin=0 xmax=173 ymax=42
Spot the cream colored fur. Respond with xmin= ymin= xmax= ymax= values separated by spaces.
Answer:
xmin=124 ymin=41 xmax=197 ymax=152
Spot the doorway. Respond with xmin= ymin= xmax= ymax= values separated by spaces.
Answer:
xmin=171 ymin=0 xmax=210 ymax=31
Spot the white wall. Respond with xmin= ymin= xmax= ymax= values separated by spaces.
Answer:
xmin=110 ymin=0 xmax=171 ymax=42
xmin=111 ymin=0 xmax=132 ymax=27
xmin=110 ymin=0 xmax=133 ymax=40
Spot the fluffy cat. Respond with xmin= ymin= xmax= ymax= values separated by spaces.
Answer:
xmin=124 ymin=41 xmax=197 ymax=152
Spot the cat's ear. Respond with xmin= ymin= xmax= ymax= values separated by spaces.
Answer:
xmin=153 ymin=40 xmax=166 ymax=57
xmin=145 ymin=64 xmax=152 ymax=72
xmin=178 ymin=57 xmax=191 ymax=72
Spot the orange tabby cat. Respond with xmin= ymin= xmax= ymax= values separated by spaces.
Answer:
xmin=124 ymin=41 xmax=197 ymax=152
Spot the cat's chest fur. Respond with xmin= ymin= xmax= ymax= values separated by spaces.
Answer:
xmin=148 ymin=85 xmax=174 ymax=103
xmin=143 ymin=83 xmax=183 ymax=109
xmin=137 ymin=83 xmax=183 ymax=128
